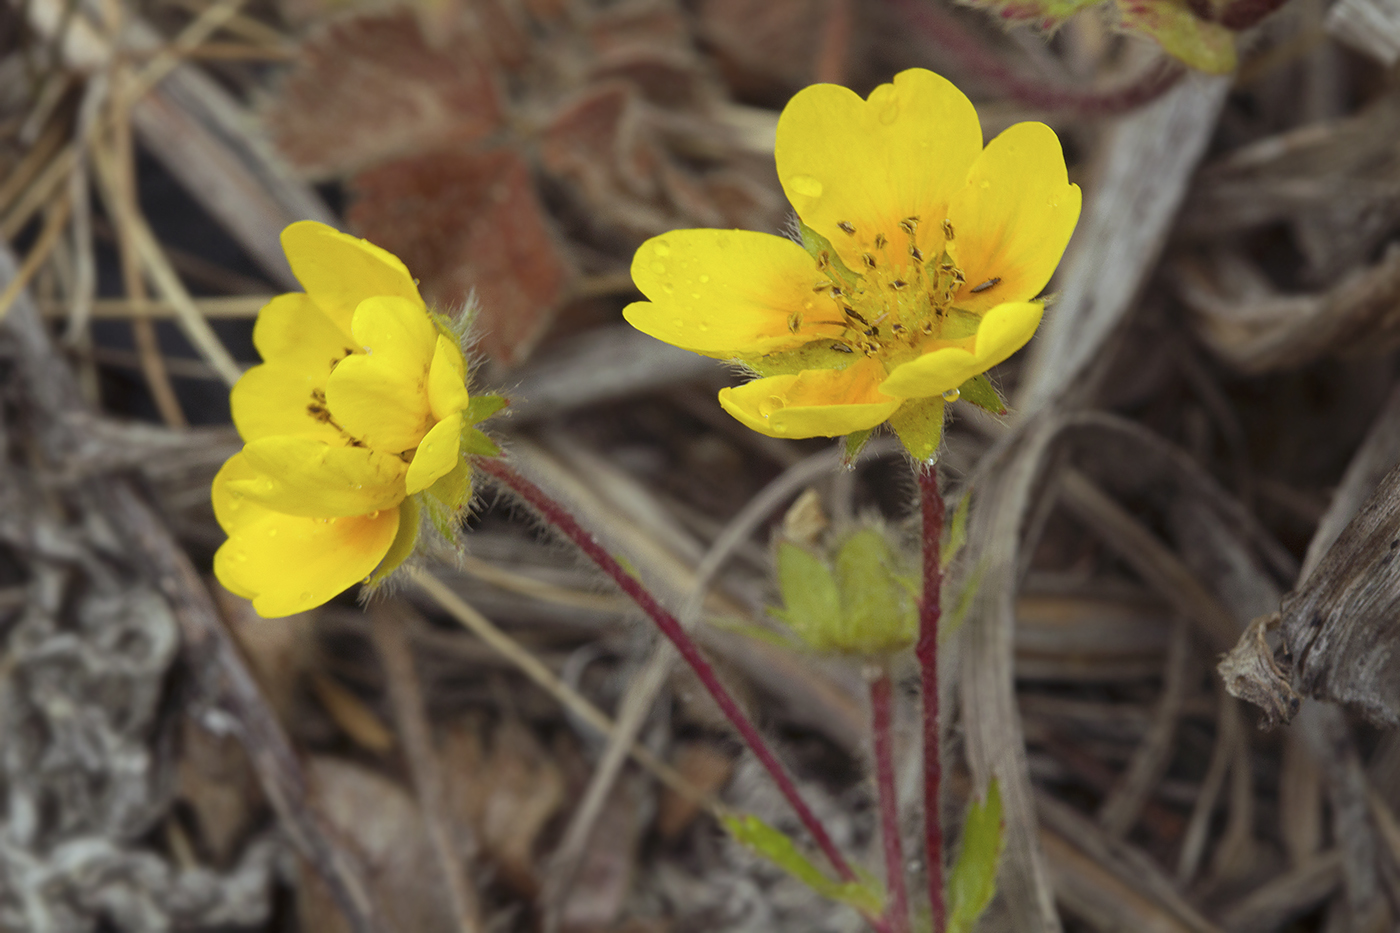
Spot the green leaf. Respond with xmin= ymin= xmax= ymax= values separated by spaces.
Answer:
xmin=722 ymin=814 xmax=884 ymax=916
xmin=945 ymin=781 xmax=1005 ymax=933
xmin=942 ymin=490 xmax=972 ymax=571
xmin=956 ymin=374 xmax=1005 ymax=416
xmin=940 ymin=557 xmax=986 ymax=644
xmin=836 ymin=529 xmax=917 ymax=652
xmin=713 ymin=617 xmax=808 ymax=652
xmin=844 ymin=428 xmax=874 ymax=465
xmin=366 ymin=496 xmax=420 ymax=587
xmin=1116 ymin=0 xmax=1237 ymax=73
xmin=889 ymin=397 xmax=946 ymax=463
xmin=465 ymin=393 xmax=508 ymax=424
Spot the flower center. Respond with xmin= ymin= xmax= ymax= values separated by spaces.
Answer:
xmin=795 ymin=217 xmax=990 ymax=365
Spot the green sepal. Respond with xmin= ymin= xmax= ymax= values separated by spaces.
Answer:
xmin=466 ymin=393 xmax=507 ymax=425
xmin=423 ymin=494 xmax=460 ymax=544
xmin=957 ymin=374 xmax=1006 ymax=416
xmin=835 ymin=529 xmax=917 ymax=652
xmin=463 ymin=427 xmax=501 ymax=457
xmin=945 ymin=780 xmax=1005 ymax=933
xmin=942 ymin=489 xmax=972 ymax=571
xmin=722 ymin=814 xmax=884 ymax=916
xmin=426 ymin=457 xmax=472 ymax=512
xmin=843 ymin=429 xmax=874 ymax=465
xmin=890 ymin=397 xmax=946 ymax=463
xmin=366 ymin=496 xmax=421 ymax=587
xmin=797 ymin=221 xmax=860 ymax=289
xmin=773 ymin=542 xmax=843 ymax=648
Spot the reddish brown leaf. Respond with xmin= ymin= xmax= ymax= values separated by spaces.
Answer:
xmin=695 ymin=0 xmax=824 ymax=101
xmin=349 ymin=147 xmax=572 ymax=365
xmin=268 ymin=12 xmax=505 ymax=178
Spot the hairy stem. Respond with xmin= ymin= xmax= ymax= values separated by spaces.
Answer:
xmin=916 ymin=464 xmax=945 ymax=931
xmin=871 ymin=668 xmax=910 ymax=933
xmin=478 ymin=457 xmax=859 ymax=884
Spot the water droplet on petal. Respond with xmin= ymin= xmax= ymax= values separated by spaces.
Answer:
xmin=267 ymin=528 xmax=278 ymax=538
xmin=367 ymin=510 xmax=379 ymax=520
xmin=980 ymin=180 xmax=991 ymax=189
xmin=788 ymin=175 xmax=823 ymax=198
xmin=699 ymin=274 xmax=710 ymax=284
xmin=235 ymin=552 xmax=248 ymax=563
xmin=299 ymin=591 xmax=313 ymax=603
xmin=697 ymin=323 xmax=709 ymax=332
xmin=662 ymin=284 xmax=674 ymax=295
xmin=942 ymin=388 xmax=960 ymax=402
xmin=653 ymin=240 xmax=671 ymax=258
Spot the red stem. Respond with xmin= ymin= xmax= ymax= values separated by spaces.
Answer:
xmin=893 ymin=0 xmax=1185 ymax=118
xmin=916 ymin=465 xmax=945 ymax=932
xmin=478 ymin=457 xmax=859 ymax=884
xmin=871 ymin=670 xmax=910 ymax=933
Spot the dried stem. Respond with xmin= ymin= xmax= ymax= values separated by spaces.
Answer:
xmin=477 ymin=456 xmax=859 ymax=884
xmin=892 ymin=0 xmax=1184 ymax=118
xmin=870 ymin=667 xmax=910 ymax=933
xmin=915 ymin=464 xmax=945 ymax=931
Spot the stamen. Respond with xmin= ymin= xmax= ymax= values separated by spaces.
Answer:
xmin=788 ymin=310 xmax=804 ymax=333
xmin=890 ymin=280 xmax=908 ymax=291
xmin=837 ymin=221 xmax=856 ymax=235
xmin=873 ymin=233 xmax=887 ymax=250
xmin=909 ymin=245 xmax=923 ymax=262
xmin=942 ymin=219 xmax=955 ymax=241
xmin=970 ymin=276 xmax=1001 ymax=294
xmin=844 ymin=306 xmax=870 ymax=326
xmin=862 ymin=253 xmax=877 ymax=269
xmin=899 ymin=216 xmax=920 ymax=235
xmin=832 ymin=342 xmax=854 ymax=353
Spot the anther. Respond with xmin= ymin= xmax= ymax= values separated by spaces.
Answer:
xmin=837 ymin=221 xmax=856 ymax=235
xmin=844 ymin=306 xmax=870 ymax=326
xmin=909 ymin=245 xmax=923 ymax=262
xmin=862 ymin=253 xmax=877 ymax=269
xmin=812 ymin=282 xmax=831 ymax=293
xmin=816 ymin=250 xmax=831 ymax=270
xmin=943 ymin=219 xmax=955 ymax=241
xmin=830 ymin=286 xmax=843 ymax=298
xmin=873 ymin=233 xmax=887 ymax=249
xmin=788 ymin=311 xmax=803 ymax=333
xmin=970 ymin=276 xmax=1002 ymax=294
xmin=832 ymin=342 xmax=854 ymax=353
xmin=864 ymin=327 xmax=880 ymax=337
xmin=899 ymin=216 xmax=920 ymax=235
xmin=890 ymin=280 xmax=908 ymax=291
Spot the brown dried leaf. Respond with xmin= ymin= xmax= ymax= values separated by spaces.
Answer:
xmin=349 ymin=147 xmax=573 ymax=365
xmin=310 ymin=672 xmax=395 ymax=754
xmin=300 ymin=757 xmax=459 ymax=933
xmin=694 ymin=0 xmax=824 ymax=101
xmin=267 ymin=12 xmax=505 ymax=178
xmin=442 ymin=718 xmax=566 ymax=895
xmin=175 ymin=715 xmax=261 ymax=867
xmin=655 ymin=741 xmax=733 ymax=840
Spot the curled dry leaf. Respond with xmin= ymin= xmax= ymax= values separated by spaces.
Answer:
xmin=1218 ymin=612 xmax=1301 ymax=729
xmin=1273 ymin=462 xmax=1400 ymax=726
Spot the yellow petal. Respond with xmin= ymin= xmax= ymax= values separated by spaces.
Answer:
xmin=879 ymin=302 xmax=1042 ymax=398
xmin=231 ymin=436 xmax=407 ymax=517
xmin=718 ymin=358 xmax=901 ymax=438
xmin=282 ymin=221 xmax=424 ymax=335
xmin=405 ymin=412 xmax=462 ymax=495
xmin=252 ymin=292 xmax=358 ymax=365
xmin=427 ymin=335 xmax=470 ymax=422
xmin=775 ymin=69 xmax=982 ymax=272
xmin=212 ymin=453 xmax=401 ymax=618
xmin=624 ymin=230 xmax=845 ymax=357
xmin=946 ymin=122 xmax=1081 ymax=313
xmin=230 ymin=361 xmax=342 ymax=445
xmin=326 ymin=296 xmax=438 ymax=452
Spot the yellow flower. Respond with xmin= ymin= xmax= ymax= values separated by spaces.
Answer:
xmin=623 ymin=69 xmax=1081 ymax=457
xmin=213 ymin=221 xmax=492 ymax=618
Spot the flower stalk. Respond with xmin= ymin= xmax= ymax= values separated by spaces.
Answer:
xmin=477 ymin=457 xmax=860 ymax=885
xmin=869 ymin=666 xmax=909 ymax=933
xmin=915 ymin=464 xmax=945 ymax=931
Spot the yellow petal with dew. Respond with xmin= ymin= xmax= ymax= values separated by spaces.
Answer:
xmin=947 ymin=122 xmax=1081 ymax=313
xmin=326 ymin=296 xmax=438 ymax=452
xmin=427 ymin=335 xmax=470 ymax=422
xmin=252 ymin=292 xmax=359 ymax=368
xmin=625 ymin=229 xmax=845 ymax=357
xmin=212 ymin=454 xmax=401 ymax=618
xmin=879 ymin=302 xmax=1042 ymax=398
xmin=231 ymin=436 xmax=407 ymax=517
xmin=718 ymin=358 xmax=901 ymax=439
xmin=405 ymin=412 xmax=462 ymax=495
xmin=281 ymin=220 xmax=424 ymax=335
xmin=775 ymin=69 xmax=982 ymax=272
xmin=230 ymin=361 xmax=343 ymax=445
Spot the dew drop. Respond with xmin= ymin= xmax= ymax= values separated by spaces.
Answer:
xmin=980 ymin=180 xmax=991 ymax=189
xmin=690 ymin=292 xmax=701 ymax=300
xmin=653 ymin=240 xmax=671 ymax=258
xmin=662 ymin=284 xmax=674 ymax=295
xmin=698 ymin=273 xmax=710 ymax=284
xmin=299 ymin=592 xmax=313 ymax=603
xmin=942 ymin=388 xmax=961 ymax=402
xmin=651 ymin=261 xmax=667 ymax=275
xmin=267 ymin=528 xmax=278 ymax=538
xmin=367 ymin=510 xmax=380 ymax=520
xmin=697 ymin=323 xmax=710 ymax=332
xmin=788 ymin=175 xmax=823 ymax=198
xmin=235 ymin=551 xmax=248 ymax=563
